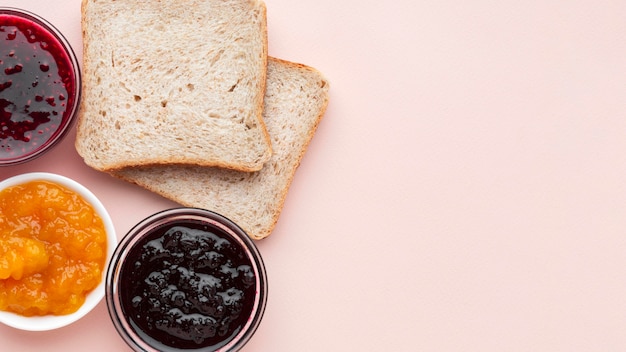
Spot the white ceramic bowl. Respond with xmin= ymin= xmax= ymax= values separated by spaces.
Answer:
xmin=0 ymin=172 xmax=117 ymax=331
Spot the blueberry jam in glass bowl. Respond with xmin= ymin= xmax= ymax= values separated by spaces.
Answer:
xmin=106 ymin=208 xmax=268 ymax=352
xmin=0 ymin=8 xmax=81 ymax=165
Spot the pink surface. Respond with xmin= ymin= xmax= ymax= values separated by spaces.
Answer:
xmin=2 ymin=0 xmax=626 ymax=350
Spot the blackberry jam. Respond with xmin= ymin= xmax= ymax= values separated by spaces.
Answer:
xmin=0 ymin=8 xmax=80 ymax=165
xmin=107 ymin=208 xmax=267 ymax=352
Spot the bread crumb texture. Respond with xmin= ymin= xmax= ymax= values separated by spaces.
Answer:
xmin=76 ymin=0 xmax=271 ymax=171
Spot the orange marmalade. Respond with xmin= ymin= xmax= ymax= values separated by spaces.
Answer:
xmin=0 ymin=180 xmax=107 ymax=316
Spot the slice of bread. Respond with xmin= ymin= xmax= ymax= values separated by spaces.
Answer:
xmin=114 ymin=58 xmax=330 ymax=240
xmin=75 ymin=0 xmax=272 ymax=172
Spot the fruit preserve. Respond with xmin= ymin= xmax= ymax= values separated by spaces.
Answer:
xmin=107 ymin=208 xmax=267 ymax=352
xmin=0 ymin=8 xmax=80 ymax=165
xmin=0 ymin=180 xmax=108 ymax=316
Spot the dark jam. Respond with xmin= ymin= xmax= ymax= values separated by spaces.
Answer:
xmin=0 ymin=11 xmax=76 ymax=161
xmin=120 ymin=222 xmax=257 ymax=350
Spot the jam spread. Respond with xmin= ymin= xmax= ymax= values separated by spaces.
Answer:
xmin=0 ymin=12 xmax=76 ymax=161
xmin=120 ymin=223 xmax=257 ymax=350
xmin=0 ymin=180 xmax=108 ymax=316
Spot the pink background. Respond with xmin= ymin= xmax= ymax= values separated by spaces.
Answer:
xmin=2 ymin=0 xmax=626 ymax=350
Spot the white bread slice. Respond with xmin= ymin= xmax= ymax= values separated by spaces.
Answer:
xmin=114 ymin=58 xmax=330 ymax=239
xmin=75 ymin=0 xmax=272 ymax=172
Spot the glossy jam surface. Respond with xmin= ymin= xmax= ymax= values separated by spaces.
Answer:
xmin=0 ymin=181 xmax=107 ymax=316
xmin=120 ymin=223 xmax=257 ymax=350
xmin=0 ymin=12 xmax=76 ymax=161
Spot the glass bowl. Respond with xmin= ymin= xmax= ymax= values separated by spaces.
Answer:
xmin=0 ymin=172 xmax=117 ymax=330
xmin=106 ymin=208 xmax=268 ymax=351
xmin=0 ymin=8 xmax=81 ymax=165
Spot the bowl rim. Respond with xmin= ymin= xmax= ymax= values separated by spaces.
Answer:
xmin=0 ymin=7 xmax=82 ymax=166
xmin=106 ymin=207 xmax=268 ymax=351
xmin=0 ymin=172 xmax=117 ymax=331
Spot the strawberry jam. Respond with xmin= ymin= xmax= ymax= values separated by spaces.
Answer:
xmin=0 ymin=8 xmax=79 ymax=165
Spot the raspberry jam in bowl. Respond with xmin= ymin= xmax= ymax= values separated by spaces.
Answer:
xmin=106 ymin=208 xmax=268 ymax=352
xmin=0 ymin=8 xmax=81 ymax=165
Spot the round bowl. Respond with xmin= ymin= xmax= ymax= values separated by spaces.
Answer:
xmin=0 ymin=8 xmax=81 ymax=165
xmin=0 ymin=172 xmax=116 ymax=330
xmin=107 ymin=208 xmax=267 ymax=352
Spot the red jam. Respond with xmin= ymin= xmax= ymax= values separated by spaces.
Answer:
xmin=0 ymin=9 xmax=77 ymax=163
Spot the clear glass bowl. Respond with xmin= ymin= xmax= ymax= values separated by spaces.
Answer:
xmin=0 ymin=8 xmax=81 ymax=165
xmin=106 ymin=208 xmax=268 ymax=351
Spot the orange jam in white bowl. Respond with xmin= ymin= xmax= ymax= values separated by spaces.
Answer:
xmin=0 ymin=172 xmax=116 ymax=330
